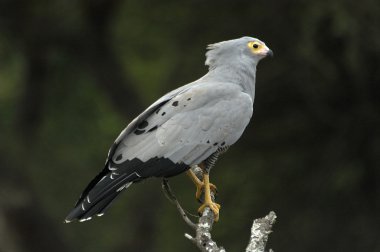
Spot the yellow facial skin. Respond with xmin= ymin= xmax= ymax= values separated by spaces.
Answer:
xmin=247 ymin=41 xmax=268 ymax=56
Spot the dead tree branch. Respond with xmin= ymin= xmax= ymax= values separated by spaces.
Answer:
xmin=161 ymin=168 xmax=276 ymax=252
xmin=246 ymin=211 xmax=277 ymax=252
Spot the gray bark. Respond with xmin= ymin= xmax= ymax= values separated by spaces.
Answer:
xmin=162 ymin=168 xmax=276 ymax=252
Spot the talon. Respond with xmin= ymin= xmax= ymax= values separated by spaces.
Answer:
xmin=198 ymin=201 xmax=221 ymax=221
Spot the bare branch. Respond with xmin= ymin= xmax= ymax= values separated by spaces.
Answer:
xmin=246 ymin=211 xmax=277 ymax=252
xmin=192 ymin=207 xmax=226 ymax=252
xmin=161 ymin=179 xmax=196 ymax=230
xmin=161 ymin=179 xmax=225 ymax=251
xmin=162 ymin=176 xmax=277 ymax=252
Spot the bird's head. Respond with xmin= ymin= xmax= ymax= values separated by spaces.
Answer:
xmin=205 ymin=36 xmax=273 ymax=70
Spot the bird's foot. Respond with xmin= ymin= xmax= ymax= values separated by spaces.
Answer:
xmin=195 ymin=182 xmax=217 ymax=202
xmin=198 ymin=200 xmax=221 ymax=222
xmin=197 ymin=173 xmax=220 ymax=221
xmin=186 ymin=170 xmax=221 ymax=221
xmin=186 ymin=170 xmax=217 ymax=202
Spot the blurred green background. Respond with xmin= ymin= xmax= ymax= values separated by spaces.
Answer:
xmin=1 ymin=0 xmax=379 ymax=251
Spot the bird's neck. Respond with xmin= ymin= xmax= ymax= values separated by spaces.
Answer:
xmin=203 ymin=63 xmax=256 ymax=100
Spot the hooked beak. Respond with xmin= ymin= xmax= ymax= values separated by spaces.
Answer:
xmin=266 ymin=49 xmax=274 ymax=57
xmin=259 ymin=45 xmax=273 ymax=58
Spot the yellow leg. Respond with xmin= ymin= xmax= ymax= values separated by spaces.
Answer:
xmin=186 ymin=170 xmax=217 ymax=201
xmin=197 ymin=173 xmax=221 ymax=221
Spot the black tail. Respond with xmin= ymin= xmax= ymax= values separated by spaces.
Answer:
xmin=64 ymin=163 xmax=139 ymax=223
xmin=65 ymin=157 xmax=188 ymax=223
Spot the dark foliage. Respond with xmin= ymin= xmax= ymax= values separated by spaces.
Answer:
xmin=0 ymin=0 xmax=379 ymax=251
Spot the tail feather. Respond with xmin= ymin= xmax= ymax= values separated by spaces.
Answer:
xmin=65 ymin=157 xmax=188 ymax=223
xmin=88 ymin=173 xmax=136 ymax=204
xmin=65 ymin=190 xmax=123 ymax=222
xmin=80 ymin=191 xmax=123 ymax=221
xmin=65 ymin=168 xmax=138 ymax=223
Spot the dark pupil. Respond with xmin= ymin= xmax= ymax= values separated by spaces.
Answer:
xmin=253 ymin=44 xmax=259 ymax=49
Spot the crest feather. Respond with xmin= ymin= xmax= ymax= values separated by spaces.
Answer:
xmin=205 ymin=41 xmax=225 ymax=69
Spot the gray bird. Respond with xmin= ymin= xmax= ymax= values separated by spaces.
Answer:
xmin=65 ymin=36 xmax=272 ymax=223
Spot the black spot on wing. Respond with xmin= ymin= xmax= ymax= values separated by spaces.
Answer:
xmin=161 ymin=112 xmax=166 ymax=116
xmin=221 ymin=142 xmax=225 ymax=146
xmin=116 ymin=154 xmax=122 ymax=161
xmin=103 ymin=98 xmax=170 ymax=164
xmin=187 ymin=98 xmax=191 ymax=101
xmin=213 ymin=142 xmax=218 ymax=146
xmin=172 ymin=101 xmax=179 ymax=106
xmin=134 ymin=129 xmax=145 ymax=135
xmin=138 ymin=120 xmax=149 ymax=129
xmin=207 ymin=140 xmax=210 ymax=144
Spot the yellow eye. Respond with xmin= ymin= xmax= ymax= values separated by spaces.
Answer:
xmin=248 ymin=41 xmax=261 ymax=51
